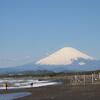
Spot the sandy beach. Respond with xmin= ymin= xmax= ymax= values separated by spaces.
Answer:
xmin=1 ymin=83 xmax=100 ymax=100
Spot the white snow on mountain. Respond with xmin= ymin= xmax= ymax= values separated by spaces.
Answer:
xmin=79 ymin=62 xmax=86 ymax=65
xmin=36 ymin=47 xmax=94 ymax=65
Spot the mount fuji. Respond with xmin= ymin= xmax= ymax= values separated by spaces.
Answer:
xmin=34 ymin=47 xmax=100 ymax=72
xmin=0 ymin=47 xmax=100 ymax=74
xmin=36 ymin=47 xmax=94 ymax=65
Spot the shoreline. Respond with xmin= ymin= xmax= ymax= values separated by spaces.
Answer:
xmin=1 ymin=83 xmax=100 ymax=100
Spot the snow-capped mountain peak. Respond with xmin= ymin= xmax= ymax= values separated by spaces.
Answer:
xmin=36 ymin=47 xmax=94 ymax=65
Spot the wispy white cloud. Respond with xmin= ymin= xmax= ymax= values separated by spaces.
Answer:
xmin=0 ymin=58 xmax=17 ymax=62
xmin=25 ymin=56 xmax=32 ymax=59
xmin=0 ymin=56 xmax=34 ymax=67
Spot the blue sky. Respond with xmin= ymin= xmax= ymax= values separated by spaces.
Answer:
xmin=0 ymin=0 xmax=100 ymax=67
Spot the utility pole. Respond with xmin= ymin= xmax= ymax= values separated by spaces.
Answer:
xmin=75 ymin=75 xmax=77 ymax=85
xmin=99 ymin=73 xmax=100 ymax=79
xmin=92 ymin=73 xmax=94 ymax=84
xmin=84 ymin=74 xmax=86 ymax=85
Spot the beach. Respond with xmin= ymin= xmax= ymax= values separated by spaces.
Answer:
xmin=1 ymin=83 xmax=100 ymax=100
xmin=15 ymin=84 xmax=100 ymax=100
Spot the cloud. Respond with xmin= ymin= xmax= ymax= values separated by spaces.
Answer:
xmin=0 ymin=58 xmax=17 ymax=62
xmin=0 ymin=56 xmax=34 ymax=67
xmin=25 ymin=56 xmax=32 ymax=59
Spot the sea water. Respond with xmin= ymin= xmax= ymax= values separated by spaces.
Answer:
xmin=0 ymin=92 xmax=31 ymax=100
xmin=0 ymin=79 xmax=59 ymax=90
